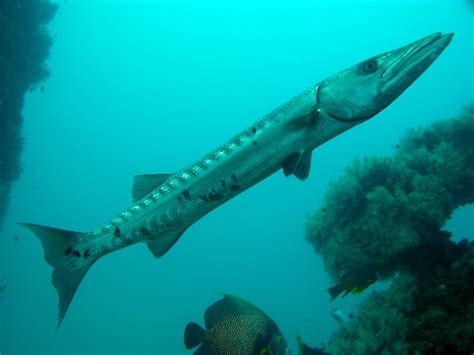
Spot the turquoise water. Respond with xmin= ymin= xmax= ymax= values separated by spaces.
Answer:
xmin=0 ymin=0 xmax=473 ymax=354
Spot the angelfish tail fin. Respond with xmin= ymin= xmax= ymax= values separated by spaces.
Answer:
xmin=184 ymin=322 xmax=206 ymax=349
xmin=19 ymin=222 xmax=95 ymax=329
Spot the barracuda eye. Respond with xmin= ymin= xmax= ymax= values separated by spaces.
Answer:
xmin=362 ymin=59 xmax=378 ymax=73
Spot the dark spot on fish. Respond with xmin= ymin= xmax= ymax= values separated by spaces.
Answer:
xmin=251 ymin=126 xmax=257 ymax=134
xmin=140 ymin=226 xmax=151 ymax=236
xmin=84 ymin=249 xmax=91 ymax=258
xmin=230 ymin=174 xmax=241 ymax=191
xmin=253 ymin=141 xmax=258 ymax=146
xmin=221 ymin=180 xmax=226 ymax=187
xmin=199 ymin=194 xmax=209 ymax=202
xmin=114 ymin=227 xmax=121 ymax=238
xmin=64 ymin=247 xmax=72 ymax=256
xmin=208 ymin=190 xmax=223 ymax=201
xmin=182 ymin=190 xmax=191 ymax=200
xmin=72 ymin=250 xmax=81 ymax=257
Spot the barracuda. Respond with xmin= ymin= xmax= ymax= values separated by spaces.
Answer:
xmin=21 ymin=32 xmax=453 ymax=328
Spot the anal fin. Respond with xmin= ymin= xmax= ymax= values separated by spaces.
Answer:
xmin=146 ymin=228 xmax=187 ymax=258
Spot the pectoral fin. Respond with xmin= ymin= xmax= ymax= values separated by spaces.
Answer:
xmin=282 ymin=149 xmax=313 ymax=180
xmin=132 ymin=173 xmax=171 ymax=201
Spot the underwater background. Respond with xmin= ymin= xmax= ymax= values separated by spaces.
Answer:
xmin=0 ymin=0 xmax=473 ymax=354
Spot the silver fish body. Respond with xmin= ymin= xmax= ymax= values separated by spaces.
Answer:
xmin=21 ymin=32 xmax=453 ymax=327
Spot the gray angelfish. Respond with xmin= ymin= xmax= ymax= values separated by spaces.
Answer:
xmin=184 ymin=294 xmax=289 ymax=355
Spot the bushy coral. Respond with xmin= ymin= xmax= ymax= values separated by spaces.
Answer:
xmin=0 ymin=0 xmax=57 ymax=226
xmin=328 ymin=274 xmax=416 ymax=355
xmin=306 ymin=105 xmax=474 ymax=354
xmin=327 ymin=231 xmax=474 ymax=354
xmin=306 ymin=105 xmax=474 ymax=279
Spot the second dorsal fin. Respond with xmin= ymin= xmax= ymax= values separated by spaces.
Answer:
xmin=132 ymin=173 xmax=171 ymax=201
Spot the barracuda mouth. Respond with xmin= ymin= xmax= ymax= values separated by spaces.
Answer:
xmin=382 ymin=32 xmax=454 ymax=81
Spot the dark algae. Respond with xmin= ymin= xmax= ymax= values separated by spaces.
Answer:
xmin=0 ymin=0 xmax=57 ymax=226
xmin=306 ymin=105 xmax=474 ymax=354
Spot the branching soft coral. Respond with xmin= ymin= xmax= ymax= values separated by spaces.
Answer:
xmin=307 ymin=105 xmax=474 ymax=354
xmin=306 ymin=105 xmax=474 ymax=279
xmin=327 ymin=274 xmax=416 ymax=355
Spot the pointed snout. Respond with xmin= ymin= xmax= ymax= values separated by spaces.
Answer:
xmin=414 ymin=32 xmax=454 ymax=56
xmin=382 ymin=32 xmax=454 ymax=83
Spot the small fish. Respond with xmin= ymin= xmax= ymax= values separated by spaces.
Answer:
xmin=327 ymin=259 xmax=385 ymax=300
xmin=184 ymin=294 xmax=290 ymax=355
xmin=330 ymin=308 xmax=352 ymax=326
xmin=0 ymin=283 xmax=7 ymax=295
xmin=13 ymin=234 xmax=19 ymax=243
xmin=296 ymin=335 xmax=330 ymax=355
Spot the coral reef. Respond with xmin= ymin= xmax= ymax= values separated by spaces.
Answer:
xmin=306 ymin=105 xmax=474 ymax=354
xmin=306 ymin=105 xmax=474 ymax=279
xmin=0 ymin=0 xmax=57 ymax=226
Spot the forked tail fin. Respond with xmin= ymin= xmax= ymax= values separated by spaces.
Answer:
xmin=19 ymin=223 xmax=95 ymax=329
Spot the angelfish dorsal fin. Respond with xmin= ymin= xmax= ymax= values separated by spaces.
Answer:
xmin=282 ymin=149 xmax=313 ymax=181
xmin=204 ymin=294 xmax=265 ymax=329
xmin=132 ymin=173 xmax=171 ymax=201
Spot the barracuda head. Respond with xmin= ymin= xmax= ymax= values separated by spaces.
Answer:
xmin=317 ymin=32 xmax=454 ymax=122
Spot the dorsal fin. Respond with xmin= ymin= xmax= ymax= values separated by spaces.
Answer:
xmin=282 ymin=149 xmax=313 ymax=181
xmin=204 ymin=294 xmax=267 ymax=329
xmin=132 ymin=173 xmax=171 ymax=201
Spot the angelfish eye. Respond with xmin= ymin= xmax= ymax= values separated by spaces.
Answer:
xmin=277 ymin=336 xmax=284 ymax=343
xmin=363 ymin=60 xmax=378 ymax=73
